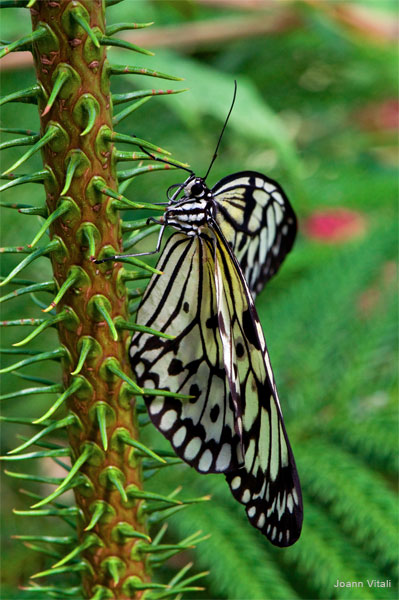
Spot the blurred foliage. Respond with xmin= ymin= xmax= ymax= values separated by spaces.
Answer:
xmin=0 ymin=1 xmax=397 ymax=599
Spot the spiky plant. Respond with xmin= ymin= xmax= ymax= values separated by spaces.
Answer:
xmin=0 ymin=1 xmax=206 ymax=598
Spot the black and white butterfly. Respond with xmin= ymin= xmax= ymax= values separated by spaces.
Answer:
xmin=99 ymin=83 xmax=303 ymax=546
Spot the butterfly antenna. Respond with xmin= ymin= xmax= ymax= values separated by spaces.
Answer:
xmin=203 ymin=80 xmax=237 ymax=181
xmin=139 ymin=145 xmax=194 ymax=175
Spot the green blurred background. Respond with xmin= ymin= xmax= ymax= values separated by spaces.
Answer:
xmin=1 ymin=1 xmax=397 ymax=599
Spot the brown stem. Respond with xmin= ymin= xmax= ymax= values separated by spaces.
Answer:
xmin=29 ymin=0 xmax=149 ymax=597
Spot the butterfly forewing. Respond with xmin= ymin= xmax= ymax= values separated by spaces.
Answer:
xmin=130 ymin=232 xmax=243 ymax=474
xmin=212 ymin=224 xmax=303 ymax=546
xmin=212 ymin=171 xmax=297 ymax=296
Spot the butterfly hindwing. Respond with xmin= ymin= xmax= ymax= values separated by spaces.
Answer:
xmin=212 ymin=224 xmax=303 ymax=546
xmin=212 ymin=170 xmax=297 ymax=296
xmin=129 ymin=232 xmax=243 ymax=474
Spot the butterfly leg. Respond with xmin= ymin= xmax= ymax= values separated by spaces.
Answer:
xmin=94 ymin=223 xmax=166 ymax=263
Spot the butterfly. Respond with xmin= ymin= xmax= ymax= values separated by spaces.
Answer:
xmin=128 ymin=179 xmax=302 ymax=548
xmin=100 ymin=83 xmax=303 ymax=546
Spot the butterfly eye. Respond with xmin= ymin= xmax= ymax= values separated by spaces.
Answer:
xmin=190 ymin=182 xmax=203 ymax=196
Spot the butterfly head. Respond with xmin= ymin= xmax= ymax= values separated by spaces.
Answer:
xmin=184 ymin=177 xmax=211 ymax=200
xmin=164 ymin=175 xmax=216 ymax=234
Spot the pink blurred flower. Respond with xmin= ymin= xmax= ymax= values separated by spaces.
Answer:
xmin=303 ymin=208 xmax=367 ymax=242
xmin=356 ymin=99 xmax=399 ymax=132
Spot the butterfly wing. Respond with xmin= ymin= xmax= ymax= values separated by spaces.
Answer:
xmin=130 ymin=223 xmax=302 ymax=546
xmin=212 ymin=170 xmax=297 ymax=296
xmin=129 ymin=232 xmax=243 ymax=474
xmin=212 ymin=222 xmax=303 ymax=546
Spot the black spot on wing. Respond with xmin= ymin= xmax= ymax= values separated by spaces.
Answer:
xmin=210 ymin=404 xmax=220 ymax=423
xmin=236 ymin=342 xmax=244 ymax=358
xmin=189 ymin=383 xmax=200 ymax=400
xmin=144 ymin=336 xmax=167 ymax=352
xmin=185 ymin=357 xmax=203 ymax=376
xmin=168 ymin=358 xmax=184 ymax=375
xmin=206 ymin=314 xmax=218 ymax=330
xmin=242 ymin=309 xmax=261 ymax=350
